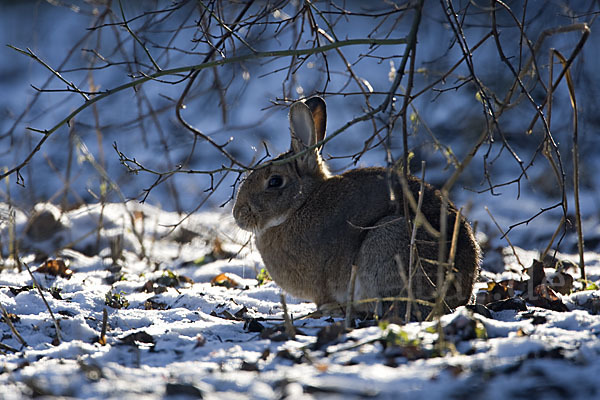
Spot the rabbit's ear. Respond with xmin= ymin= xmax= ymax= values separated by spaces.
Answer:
xmin=304 ymin=96 xmax=326 ymax=146
xmin=289 ymin=101 xmax=317 ymax=151
xmin=289 ymin=101 xmax=323 ymax=174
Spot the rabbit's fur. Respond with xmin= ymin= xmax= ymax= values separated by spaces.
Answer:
xmin=233 ymin=96 xmax=480 ymax=318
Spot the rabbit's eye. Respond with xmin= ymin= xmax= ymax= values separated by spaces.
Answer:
xmin=267 ymin=175 xmax=284 ymax=188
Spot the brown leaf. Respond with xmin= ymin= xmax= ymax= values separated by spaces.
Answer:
xmin=165 ymin=383 xmax=203 ymax=398
xmin=210 ymin=309 xmax=240 ymax=320
xmin=36 ymin=259 xmax=73 ymax=279
xmin=483 ymin=281 xmax=512 ymax=302
xmin=548 ymin=271 xmax=574 ymax=295
xmin=177 ymin=275 xmax=194 ymax=285
xmin=193 ymin=238 xmax=237 ymax=266
xmin=212 ymin=237 xmax=235 ymax=259
xmin=486 ymin=297 xmax=527 ymax=312
xmin=240 ymin=361 xmax=259 ymax=372
xmin=244 ymin=318 xmax=265 ymax=333
xmin=234 ymin=306 xmax=249 ymax=319
xmin=314 ymin=363 xmax=329 ymax=373
xmin=314 ymin=322 xmax=347 ymax=349
xmin=119 ymin=331 xmax=155 ymax=347
xmin=9 ymin=285 xmax=33 ymax=296
xmin=442 ymin=365 xmax=464 ymax=377
xmin=526 ymin=259 xmax=546 ymax=287
xmin=144 ymin=299 xmax=169 ymax=310
xmin=140 ymin=281 xmax=155 ymax=293
xmin=210 ymin=273 xmax=239 ymax=289
xmin=2 ymin=313 xmax=20 ymax=323
xmin=524 ymin=284 xmax=569 ymax=312
xmin=194 ymin=334 xmax=206 ymax=348
xmin=580 ymin=297 xmax=600 ymax=315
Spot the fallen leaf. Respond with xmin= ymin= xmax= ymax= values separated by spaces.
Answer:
xmin=119 ymin=331 xmax=155 ymax=347
xmin=486 ymin=297 xmax=527 ymax=312
xmin=165 ymin=383 xmax=203 ymax=398
xmin=8 ymin=285 xmax=33 ymax=296
xmin=210 ymin=308 xmax=243 ymax=321
xmin=105 ymin=291 xmax=129 ymax=309
xmin=314 ymin=322 xmax=347 ymax=349
xmin=523 ymin=284 xmax=568 ymax=312
xmin=465 ymin=304 xmax=492 ymax=318
xmin=194 ymin=238 xmax=236 ymax=266
xmin=443 ymin=313 xmax=488 ymax=342
xmin=140 ymin=281 xmax=155 ymax=293
xmin=194 ymin=334 xmax=206 ymax=348
xmin=579 ymin=297 xmax=600 ymax=314
xmin=2 ymin=312 xmax=20 ymax=323
xmin=212 ymin=237 xmax=235 ymax=259
xmin=36 ymin=259 xmax=73 ymax=279
xmin=144 ymin=299 xmax=169 ymax=310
xmin=261 ymin=325 xmax=291 ymax=342
xmin=548 ymin=271 xmax=574 ymax=295
xmin=314 ymin=363 xmax=329 ymax=373
xmin=210 ymin=273 xmax=239 ymax=289
xmin=155 ymin=270 xmax=193 ymax=287
xmin=520 ymin=311 xmax=548 ymax=324
xmin=442 ymin=364 xmax=464 ymax=377
xmin=275 ymin=348 xmax=304 ymax=363
xmin=244 ymin=318 xmax=265 ymax=333
xmin=526 ymin=259 xmax=546 ymax=287
xmin=240 ymin=361 xmax=259 ymax=372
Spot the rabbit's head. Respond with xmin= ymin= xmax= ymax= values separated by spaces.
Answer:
xmin=233 ymin=97 xmax=329 ymax=235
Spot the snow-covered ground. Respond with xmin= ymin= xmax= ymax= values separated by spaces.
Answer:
xmin=2 ymin=1 xmax=600 ymax=398
xmin=1 ymin=202 xmax=600 ymax=399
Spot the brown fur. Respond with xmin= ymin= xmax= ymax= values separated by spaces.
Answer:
xmin=233 ymin=97 xmax=480 ymax=318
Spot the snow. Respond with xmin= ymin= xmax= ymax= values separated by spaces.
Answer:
xmin=1 ymin=202 xmax=600 ymax=399
xmin=1 ymin=1 xmax=600 ymax=398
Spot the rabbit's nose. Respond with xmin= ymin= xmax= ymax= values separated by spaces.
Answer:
xmin=233 ymin=203 xmax=251 ymax=221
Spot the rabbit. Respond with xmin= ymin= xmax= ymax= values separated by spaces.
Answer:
xmin=233 ymin=96 xmax=480 ymax=319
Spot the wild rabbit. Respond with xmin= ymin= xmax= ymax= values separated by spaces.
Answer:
xmin=233 ymin=96 xmax=480 ymax=319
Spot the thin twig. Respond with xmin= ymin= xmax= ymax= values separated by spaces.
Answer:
xmin=552 ymin=49 xmax=585 ymax=280
xmin=485 ymin=207 xmax=525 ymax=270
xmin=23 ymin=262 xmax=62 ymax=344
xmin=280 ymin=292 xmax=296 ymax=339
xmin=98 ymin=308 xmax=108 ymax=345
xmin=345 ymin=264 xmax=359 ymax=329
xmin=406 ymin=161 xmax=426 ymax=322
xmin=3 ymin=36 xmax=408 ymax=181
xmin=118 ymin=0 xmax=161 ymax=71
xmin=0 ymin=301 xmax=27 ymax=347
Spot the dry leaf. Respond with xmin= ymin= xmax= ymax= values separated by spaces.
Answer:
xmin=194 ymin=334 xmax=206 ymax=348
xmin=524 ymin=284 xmax=569 ymax=312
xmin=119 ymin=331 xmax=155 ymax=347
xmin=144 ymin=299 xmax=169 ymax=310
xmin=36 ymin=259 xmax=73 ymax=279
xmin=548 ymin=271 xmax=574 ymax=295
xmin=210 ymin=273 xmax=239 ymax=289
